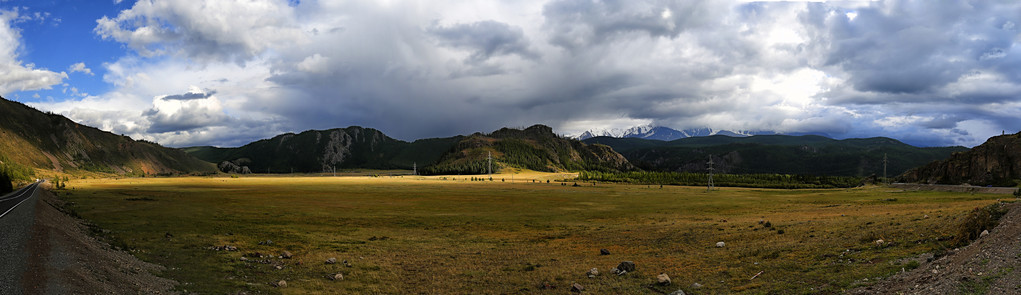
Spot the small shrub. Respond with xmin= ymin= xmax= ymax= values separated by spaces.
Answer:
xmin=953 ymin=203 xmax=1009 ymax=246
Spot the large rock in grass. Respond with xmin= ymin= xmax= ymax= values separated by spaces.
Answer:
xmin=570 ymin=283 xmax=585 ymax=292
xmin=657 ymin=273 xmax=671 ymax=285
xmin=616 ymin=261 xmax=636 ymax=272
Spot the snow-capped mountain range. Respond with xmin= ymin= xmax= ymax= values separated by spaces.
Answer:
xmin=573 ymin=125 xmax=767 ymax=141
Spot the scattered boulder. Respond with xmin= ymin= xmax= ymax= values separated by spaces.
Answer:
xmin=330 ymin=273 xmax=344 ymax=281
xmin=716 ymin=242 xmax=726 ymax=248
xmin=571 ymin=283 xmax=585 ymax=292
xmin=875 ymin=239 xmax=885 ymax=246
xmin=258 ymin=240 xmax=274 ymax=245
xmin=272 ymin=280 xmax=287 ymax=288
xmin=211 ymin=245 xmax=238 ymax=251
xmin=599 ymin=248 xmax=611 ymax=255
xmin=616 ymin=261 xmax=636 ymax=273
xmin=923 ymin=214 xmax=930 ymax=219
xmin=657 ymin=273 xmax=671 ymax=285
xmin=586 ymin=268 xmax=599 ymax=278
xmin=326 ymin=257 xmax=337 ymax=264
xmin=691 ymin=282 xmax=703 ymax=289
xmin=281 ymin=251 xmax=293 ymax=259
xmin=980 ymin=230 xmax=990 ymax=238
xmin=668 ymin=290 xmax=687 ymax=295
xmin=239 ymin=257 xmax=248 ymax=262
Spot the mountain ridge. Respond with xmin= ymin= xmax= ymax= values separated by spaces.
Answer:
xmin=185 ymin=124 xmax=633 ymax=175
xmin=572 ymin=124 xmax=828 ymax=141
xmin=585 ymin=134 xmax=966 ymax=177
xmin=0 ymin=96 xmax=216 ymax=177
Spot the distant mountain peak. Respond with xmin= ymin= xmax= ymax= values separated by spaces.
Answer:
xmin=573 ymin=125 xmax=756 ymax=141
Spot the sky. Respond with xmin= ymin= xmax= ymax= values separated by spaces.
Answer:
xmin=1 ymin=0 xmax=1020 ymax=148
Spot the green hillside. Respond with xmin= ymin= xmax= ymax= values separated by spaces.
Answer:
xmin=187 ymin=125 xmax=634 ymax=175
xmin=421 ymin=125 xmax=634 ymax=175
xmin=0 ymin=96 xmax=216 ymax=179
xmin=585 ymin=135 xmax=966 ymax=177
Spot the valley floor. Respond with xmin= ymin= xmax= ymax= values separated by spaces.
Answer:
xmin=52 ymin=174 xmax=1009 ymax=294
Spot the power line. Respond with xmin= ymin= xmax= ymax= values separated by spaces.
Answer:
xmin=883 ymin=153 xmax=888 ymax=185
xmin=706 ymin=155 xmax=715 ymax=192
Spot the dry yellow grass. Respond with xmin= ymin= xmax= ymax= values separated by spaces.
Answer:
xmin=59 ymin=174 xmax=1002 ymax=294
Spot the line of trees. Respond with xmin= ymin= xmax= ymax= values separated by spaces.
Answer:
xmin=578 ymin=170 xmax=864 ymax=189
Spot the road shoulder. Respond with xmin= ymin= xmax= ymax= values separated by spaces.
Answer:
xmin=21 ymin=186 xmax=179 ymax=294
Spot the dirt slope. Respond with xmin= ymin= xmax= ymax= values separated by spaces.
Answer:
xmin=847 ymin=202 xmax=1021 ymax=294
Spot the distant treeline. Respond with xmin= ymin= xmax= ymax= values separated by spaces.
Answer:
xmin=578 ymin=171 xmax=863 ymax=189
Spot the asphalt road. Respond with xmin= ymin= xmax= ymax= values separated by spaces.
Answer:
xmin=0 ymin=181 xmax=41 ymax=219
xmin=0 ymin=181 xmax=42 ymax=295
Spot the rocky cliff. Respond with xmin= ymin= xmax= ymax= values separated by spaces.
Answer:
xmin=898 ymin=132 xmax=1021 ymax=186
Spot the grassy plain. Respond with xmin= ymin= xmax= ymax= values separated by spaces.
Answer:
xmin=58 ymin=173 xmax=1003 ymax=294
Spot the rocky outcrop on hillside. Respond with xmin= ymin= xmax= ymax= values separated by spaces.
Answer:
xmin=184 ymin=126 xmax=447 ymax=173
xmin=898 ymin=132 xmax=1021 ymax=186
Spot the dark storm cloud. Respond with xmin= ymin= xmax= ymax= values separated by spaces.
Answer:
xmin=542 ymin=0 xmax=719 ymax=51
xmin=50 ymin=0 xmax=1021 ymax=148
xmin=427 ymin=20 xmax=538 ymax=63
xmin=812 ymin=1 xmax=1021 ymax=99
xmin=161 ymin=90 xmax=216 ymax=100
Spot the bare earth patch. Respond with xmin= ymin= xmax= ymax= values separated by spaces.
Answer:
xmin=22 ymin=187 xmax=177 ymax=294
xmin=848 ymin=202 xmax=1021 ymax=294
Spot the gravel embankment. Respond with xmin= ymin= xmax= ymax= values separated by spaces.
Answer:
xmin=847 ymin=202 xmax=1021 ymax=294
xmin=16 ymin=185 xmax=178 ymax=294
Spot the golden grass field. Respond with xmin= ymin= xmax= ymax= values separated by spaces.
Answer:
xmin=58 ymin=172 xmax=1004 ymax=294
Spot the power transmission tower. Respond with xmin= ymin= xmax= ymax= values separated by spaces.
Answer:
xmin=706 ymin=156 xmax=715 ymax=192
xmin=488 ymin=151 xmax=492 ymax=176
xmin=413 ymin=162 xmax=417 ymax=175
xmin=883 ymin=153 xmax=888 ymax=185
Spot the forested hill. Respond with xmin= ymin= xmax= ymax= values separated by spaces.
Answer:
xmin=420 ymin=125 xmax=634 ymax=175
xmin=584 ymin=135 xmax=966 ymax=177
xmin=898 ymin=132 xmax=1021 ymax=186
xmin=0 ymin=96 xmax=216 ymax=178
xmin=183 ymin=127 xmax=462 ymax=173
xmin=186 ymin=125 xmax=634 ymax=175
